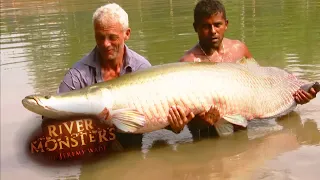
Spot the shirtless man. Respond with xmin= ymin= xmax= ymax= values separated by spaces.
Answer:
xmin=168 ymin=0 xmax=317 ymax=135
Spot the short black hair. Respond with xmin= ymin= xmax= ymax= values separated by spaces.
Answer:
xmin=194 ymin=0 xmax=227 ymax=24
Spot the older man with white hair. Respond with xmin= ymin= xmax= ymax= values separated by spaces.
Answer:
xmin=58 ymin=3 xmax=151 ymax=92
xmin=57 ymin=3 xmax=192 ymax=149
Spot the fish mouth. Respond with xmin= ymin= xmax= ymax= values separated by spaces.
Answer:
xmin=22 ymin=95 xmax=42 ymax=108
xmin=22 ymin=95 xmax=60 ymax=118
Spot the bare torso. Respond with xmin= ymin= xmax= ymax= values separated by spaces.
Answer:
xmin=179 ymin=38 xmax=252 ymax=63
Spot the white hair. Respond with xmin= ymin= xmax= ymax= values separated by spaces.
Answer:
xmin=92 ymin=3 xmax=129 ymax=30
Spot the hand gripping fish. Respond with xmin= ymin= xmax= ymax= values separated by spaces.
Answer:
xmin=22 ymin=58 xmax=320 ymax=135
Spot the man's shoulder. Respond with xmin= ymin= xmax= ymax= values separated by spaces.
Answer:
xmin=61 ymin=48 xmax=97 ymax=81
xmin=179 ymin=53 xmax=197 ymax=62
xmin=225 ymin=38 xmax=250 ymax=50
xmin=126 ymin=46 xmax=152 ymax=70
xmin=71 ymin=48 xmax=97 ymax=70
xmin=225 ymin=38 xmax=245 ymax=46
xmin=179 ymin=45 xmax=199 ymax=62
xmin=225 ymin=38 xmax=252 ymax=58
xmin=128 ymin=49 xmax=150 ymax=64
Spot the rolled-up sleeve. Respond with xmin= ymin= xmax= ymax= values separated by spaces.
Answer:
xmin=137 ymin=61 xmax=152 ymax=70
xmin=57 ymin=69 xmax=82 ymax=94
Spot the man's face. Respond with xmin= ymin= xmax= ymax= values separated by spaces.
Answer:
xmin=94 ymin=21 xmax=130 ymax=61
xmin=194 ymin=12 xmax=228 ymax=49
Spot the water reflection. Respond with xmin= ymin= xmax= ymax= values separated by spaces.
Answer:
xmin=277 ymin=112 xmax=320 ymax=145
xmin=78 ymin=111 xmax=320 ymax=180
xmin=21 ymin=109 xmax=320 ymax=170
xmin=284 ymin=53 xmax=320 ymax=81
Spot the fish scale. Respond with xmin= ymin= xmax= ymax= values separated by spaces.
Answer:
xmin=22 ymin=60 xmax=318 ymax=134
xmin=105 ymin=62 xmax=303 ymax=133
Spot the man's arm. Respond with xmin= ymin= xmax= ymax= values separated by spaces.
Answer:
xmin=179 ymin=53 xmax=197 ymax=62
xmin=241 ymin=42 xmax=253 ymax=59
xmin=57 ymin=69 xmax=82 ymax=94
xmin=137 ymin=61 xmax=152 ymax=70
xmin=233 ymin=40 xmax=252 ymax=59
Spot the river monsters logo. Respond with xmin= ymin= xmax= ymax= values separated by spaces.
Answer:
xmin=30 ymin=118 xmax=116 ymax=160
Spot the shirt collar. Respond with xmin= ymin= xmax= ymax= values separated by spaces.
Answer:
xmin=122 ymin=44 xmax=133 ymax=73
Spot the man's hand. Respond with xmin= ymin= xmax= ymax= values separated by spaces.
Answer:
xmin=293 ymin=88 xmax=316 ymax=105
xmin=97 ymin=107 xmax=114 ymax=126
xmin=98 ymin=107 xmax=110 ymax=120
xmin=167 ymin=106 xmax=221 ymax=134
xmin=197 ymin=106 xmax=221 ymax=125
xmin=167 ymin=106 xmax=195 ymax=134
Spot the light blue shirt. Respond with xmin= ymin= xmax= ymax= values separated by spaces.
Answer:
xmin=58 ymin=45 xmax=151 ymax=93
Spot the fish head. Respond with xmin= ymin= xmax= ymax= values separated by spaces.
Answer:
xmin=22 ymin=88 xmax=113 ymax=119
xmin=22 ymin=94 xmax=66 ymax=119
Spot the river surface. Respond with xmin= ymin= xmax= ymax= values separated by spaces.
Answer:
xmin=1 ymin=0 xmax=320 ymax=179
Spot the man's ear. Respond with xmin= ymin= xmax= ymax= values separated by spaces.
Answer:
xmin=225 ymin=19 xmax=229 ymax=30
xmin=193 ymin=22 xmax=197 ymax=32
xmin=124 ymin=28 xmax=131 ymax=41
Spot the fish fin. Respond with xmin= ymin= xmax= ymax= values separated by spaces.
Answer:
xmin=111 ymin=108 xmax=146 ymax=133
xmin=223 ymin=114 xmax=248 ymax=127
xmin=214 ymin=120 xmax=234 ymax=137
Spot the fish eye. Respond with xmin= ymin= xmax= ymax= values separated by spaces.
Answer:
xmin=44 ymin=95 xmax=51 ymax=99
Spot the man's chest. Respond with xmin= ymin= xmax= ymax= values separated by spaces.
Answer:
xmin=102 ymin=69 xmax=120 ymax=81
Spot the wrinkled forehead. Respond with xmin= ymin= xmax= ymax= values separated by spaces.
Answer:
xmin=93 ymin=20 xmax=126 ymax=35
